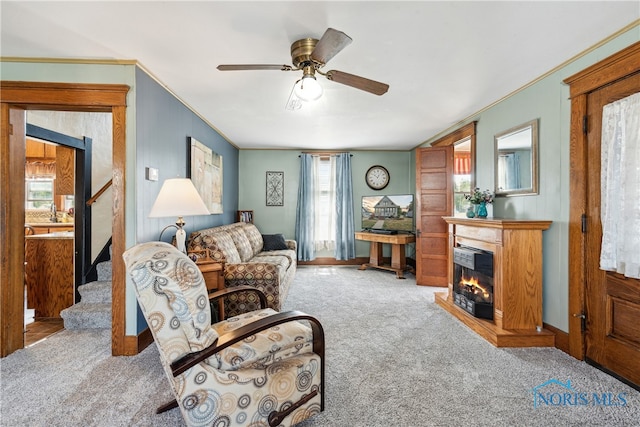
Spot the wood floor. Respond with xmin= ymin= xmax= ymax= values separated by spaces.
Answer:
xmin=24 ymin=318 xmax=64 ymax=347
xmin=25 ymin=289 xmax=65 ymax=347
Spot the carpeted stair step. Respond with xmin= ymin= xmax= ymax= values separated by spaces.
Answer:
xmin=78 ymin=281 xmax=112 ymax=303
xmin=60 ymin=302 xmax=112 ymax=330
xmin=97 ymin=260 xmax=112 ymax=282
xmin=60 ymin=249 xmax=113 ymax=330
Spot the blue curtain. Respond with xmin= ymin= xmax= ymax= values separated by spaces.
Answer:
xmin=504 ymin=153 xmax=521 ymax=190
xmin=334 ymin=153 xmax=356 ymax=260
xmin=498 ymin=153 xmax=521 ymax=190
xmin=295 ymin=154 xmax=315 ymax=261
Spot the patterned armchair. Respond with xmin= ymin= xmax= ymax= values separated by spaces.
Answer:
xmin=123 ymin=241 xmax=324 ymax=427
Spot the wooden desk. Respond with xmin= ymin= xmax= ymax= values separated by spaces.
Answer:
xmin=355 ymin=231 xmax=416 ymax=279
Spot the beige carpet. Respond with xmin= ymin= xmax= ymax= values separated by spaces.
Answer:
xmin=1 ymin=266 xmax=638 ymax=426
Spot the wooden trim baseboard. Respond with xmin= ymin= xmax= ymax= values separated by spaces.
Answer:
xmin=544 ymin=322 xmax=570 ymax=354
xmin=299 ymin=257 xmax=417 ymax=268
xmin=122 ymin=328 xmax=154 ymax=355
xmin=298 ymin=257 xmax=417 ymax=266
xmin=298 ymin=257 xmax=369 ymax=266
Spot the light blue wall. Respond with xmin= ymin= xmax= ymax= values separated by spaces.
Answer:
xmin=135 ymin=68 xmax=238 ymax=244
xmin=134 ymin=68 xmax=239 ymax=332
xmin=419 ymin=26 xmax=639 ymax=332
xmin=238 ymin=150 xmax=414 ymax=258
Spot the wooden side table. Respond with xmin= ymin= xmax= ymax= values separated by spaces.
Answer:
xmin=354 ymin=231 xmax=416 ymax=279
xmin=193 ymin=257 xmax=225 ymax=321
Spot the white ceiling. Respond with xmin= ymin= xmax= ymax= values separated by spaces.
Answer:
xmin=1 ymin=1 xmax=638 ymax=151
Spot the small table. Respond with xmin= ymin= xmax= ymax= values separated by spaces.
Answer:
xmin=194 ymin=259 xmax=225 ymax=321
xmin=354 ymin=231 xmax=416 ymax=279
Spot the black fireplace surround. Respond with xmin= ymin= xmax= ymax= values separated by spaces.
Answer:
xmin=453 ymin=246 xmax=494 ymax=319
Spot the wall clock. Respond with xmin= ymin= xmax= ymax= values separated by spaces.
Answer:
xmin=365 ymin=165 xmax=390 ymax=190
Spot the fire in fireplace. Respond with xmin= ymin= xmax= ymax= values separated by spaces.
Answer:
xmin=453 ymin=246 xmax=494 ymax=319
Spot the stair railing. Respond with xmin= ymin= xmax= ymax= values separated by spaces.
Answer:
xmin=86 ymin=179 xmax=112 ymax=206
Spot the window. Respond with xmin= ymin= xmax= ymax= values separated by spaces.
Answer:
xmin=453 ymin=137 xmax=472 ymax=217
xmin=63 ymin=194 xmax=74 ymax=212
xmin=314 ymin=156 xmax=336 ymax=251
xmin=25 ymin=179 xmax=54 ymax=209
xmin=296 ymin=152 xmax=355 ymax=261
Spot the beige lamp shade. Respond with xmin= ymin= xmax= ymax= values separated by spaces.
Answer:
xmin=149 ymin=178 xmax=210 ymax=253
xmin=149 ymin=178 xmax=210 ymax=219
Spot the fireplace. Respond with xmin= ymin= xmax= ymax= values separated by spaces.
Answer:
xmin=453 ymin=246 xmax=494 ymax=320
xmin=437 ymin=217 xmax=553 ymax=347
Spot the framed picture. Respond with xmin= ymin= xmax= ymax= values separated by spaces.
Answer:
xmin=190 ymin=137 xmax=223 ymax=214
xmin=266 ymin=171 xmax=284 ymax=206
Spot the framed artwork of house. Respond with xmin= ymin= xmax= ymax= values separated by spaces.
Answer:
xmin=190 ymin=137 xmax=223 ymax=214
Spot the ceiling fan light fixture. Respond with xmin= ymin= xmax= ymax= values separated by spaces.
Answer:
xmin=294 ymin=74 xmax=323 ymax=102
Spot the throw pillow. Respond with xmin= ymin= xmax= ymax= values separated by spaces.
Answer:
xmin=262 ymin=234 xmax=288 ymax=251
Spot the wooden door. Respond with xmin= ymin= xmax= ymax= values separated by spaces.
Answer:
xmin=584 ymin=73 xmax=640 ymax=387
xmin=415 ymin=146 xmax=453 ymax=286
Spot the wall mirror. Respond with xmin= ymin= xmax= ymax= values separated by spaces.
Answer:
xmin=494 ymin=119 xmax=538 ymax=196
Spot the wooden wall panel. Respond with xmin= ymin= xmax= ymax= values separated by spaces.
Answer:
xmin=421 ymin=215 xmax=448 ymax=234
xmin=420 ymin=171 xmax=447 ymax=190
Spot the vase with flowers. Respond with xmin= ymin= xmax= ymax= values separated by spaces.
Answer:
xmin=464 ymin=188 xmax=494 ymax=218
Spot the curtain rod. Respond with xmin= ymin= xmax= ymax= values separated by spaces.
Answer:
xmin=298 ymin=152 xmax=353 ymax=157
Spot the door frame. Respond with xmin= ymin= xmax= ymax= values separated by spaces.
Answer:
xmin=0 ymin=81 xmax=129 ymax=357
xmin=26 ymin=124 xmax=92 ymax=303
xmin=564 ymin=41 xmax=640 ymax=359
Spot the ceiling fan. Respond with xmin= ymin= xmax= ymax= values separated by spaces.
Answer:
xmin=217 ymin=28 xmax=389 ymax=109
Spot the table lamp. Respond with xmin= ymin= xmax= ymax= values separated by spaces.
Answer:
xmin=149 ymin=178 xmax=210 ymax=253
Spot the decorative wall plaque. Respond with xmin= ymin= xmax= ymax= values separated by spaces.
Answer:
xmin=266 ymin=171 xmax=284 ymax=206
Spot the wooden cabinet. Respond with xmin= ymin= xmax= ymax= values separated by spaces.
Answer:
xmin=435 ymin=217 xmax=553 ymax=347
xmin=198 ymin=261 xmax=224 ymax=293
xmin=25 ymin=234 xmax=74 ymax=318
xmin=55 ymin=145 xmax=75 ymax=195
xmin=26 ymin=138 xmax=56 ymax=159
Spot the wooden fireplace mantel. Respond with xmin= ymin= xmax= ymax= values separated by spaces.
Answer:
xmin=435 ymin=217 xmax=554 ymax=347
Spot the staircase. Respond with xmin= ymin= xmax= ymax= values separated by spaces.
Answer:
xmin=60 ymin=258 xmax=112 ymax=330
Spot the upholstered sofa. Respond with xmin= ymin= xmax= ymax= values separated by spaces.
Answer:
xmin=187 ymin=222 xmax=296 ymax=317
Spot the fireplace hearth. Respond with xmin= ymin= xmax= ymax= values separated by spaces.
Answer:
xmin=453 ymin=246 xmax=494 ymax=319
xmin=436 ymin=217 xmax=554 ymax=347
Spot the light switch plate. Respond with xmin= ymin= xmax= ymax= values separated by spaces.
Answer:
xmin=146 ymin=167 xmax=159 ymax=181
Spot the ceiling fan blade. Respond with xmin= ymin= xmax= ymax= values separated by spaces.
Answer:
xmin=311 ymin=28 xmax=352 ymax=65
xmin=217 ymin=64 xmax=292 ymax=71
xmin=326 ymin=70 xmax=389 ymax=96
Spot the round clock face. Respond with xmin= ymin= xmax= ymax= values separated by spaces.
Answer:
xmin=366 ymin=165 xmax=390 ymax=190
